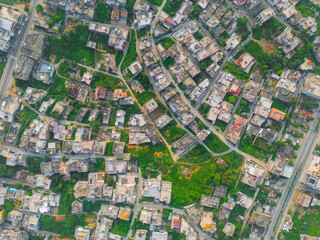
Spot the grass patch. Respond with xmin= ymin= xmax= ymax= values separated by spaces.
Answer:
xmin=179 ymin=144 xmax=212 ymax=164
xmin=127 ymin=143 xmax=174 ymax=177
xmin=94 ymin=1 xmax=111 ymax=23
xmin=193 ymin=31 xmax=204 ymax=41
xmin=135 ymin=71 xmax=152 ymax=90
xmin=91 ymin=72 xmax=122 ymax=89
xmin=163 ymin=0 xmax=183 ymax=16
xmin=224 ymin=62 xmax=253 ymax=81
xmin=158 ymin=37 xmax=175 ymax=50
xmin=235 ymin=99 xmax=251 ymax=118
xmin=203 ymin=133 xmax=229 ymax=153
xmin=252 ymin=17 xmax=286 ymax=40
xmin=160 ymin=120 xmax=186 ymax=145
xmin=215 ymin=119 xmax=228 ymax=132
xmin=44 ymin=25 xmax=95 ymax=66
xmin=239 ymin=133 xmax=269 ymax=161
xmin=296 ymin=0 xmax=317 ymax=18
xmin=109 ymin=215 xmax=132 ymax=237
xmin=148 ymin=0 xmax=163 ymax=6
xmin=237 ymin=181 xmax=256 ymax=197
xmin=136 ymin=91 xmax=156 ymax=105
xmin=163 ymin=57 xmax=175 ymax=69
xmin=121 ymin=30 xmax=138 ymax=71
xmin=271 ymin=98 xmax=288 ymax=112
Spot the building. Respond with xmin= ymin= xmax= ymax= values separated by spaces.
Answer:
xmin=74 ymin=227 xmax=91 ymax=240
xmin=223 ymin=222 xmax=236 ymax=237
xmin=0 ymin=6 xmax=22 ymax=52
xmin=302 ymin=73 xmax=320 ymax=99
xmin=35 ymin=62 xmax=55 ymax=84
xmin=256 ymin=8 xmax=275 ymax=25
xmin=235 ymin=52 xmax=255 ymax=73
xmin=297 ymin=192 xmax=312 ymax=207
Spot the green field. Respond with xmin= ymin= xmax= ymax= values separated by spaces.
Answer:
xmin=203 ymin=133 xmax=229 ymax=153
xmin=160 ymin=120 xmax=186 ymax=145
xmin=121 ymin=30 xmax=138 ymax=71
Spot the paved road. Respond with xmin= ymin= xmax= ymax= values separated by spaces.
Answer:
xmin=0 ymin=0 xmax=39 ymax=100
xmin=265 ymin=107 xmax=320 ymax=240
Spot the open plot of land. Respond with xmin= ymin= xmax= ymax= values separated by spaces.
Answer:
xmin=160 ymin=120 xmax=187 ymax=145
xmin=203 ymin=133 xmax=229 ymax=153
xmin=239 ymin=133 xmax=270 ymax=161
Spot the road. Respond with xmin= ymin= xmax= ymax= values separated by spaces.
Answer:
xmin=265 ymin=107 xmax=320 ymax=240
xmin=0 ymin=0 xmax=39 ymax=100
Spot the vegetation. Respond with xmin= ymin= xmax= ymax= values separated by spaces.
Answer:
xmin=189 ymin=4 xmax=201 ymax=20
xmin=239 ymin=134 xmax=270 ymax=161
xmin=163 ymin=57 xmax=175 ymax=69
xmin=158 ymin=37 xmax=176 ymax=50
xmin=39 ymin=215 xmax=86 ymax=238
xmin=91 ymin=72 xmax=122 ymax=89
xmin=236 ymin=18 xmax=250 ymax=40
xmin=237 ymin=181 xmax=255 ymax=197
xmin=136 ymin=91 xmax=156 ymax=105
xmin=90 ymin=158 xmax=105 ymax=172
xmin=160 ymin=120 xmax=186 ymax=145
xmin=296 ymin=0 xmax=318 ymax=18
xmin=47 ymin=8 xmax=66 ymax=27
xmin=203 ymin=133 xmax=229 ymax=153
xmin=178 ymin=144 xmax=212 ymax=164
xmin=282 ymin=206 xmax=320 ymax=239
xmin=126 ymin=0 xmax=136 ymax=24
xmin=109 ymin=215 xmax=132 ymax=237
xmin=193 ymin=31 xmax=204 ymax=41
xmin=215 ymin=119 xmax=228 ymax=132
xmin=83 ymin=201 xmax=109 ymax=213
xmin=135 ymin=71 xmax=152 ymax=90
xmin=252 ymin=17 xmax=286 ymax=40
xmin=94 ymin=1 xmax=111 ymax=23
xmin=148 ymin=0 xmax=163 ymax=6
xmin=35 ymin=4 xmax=43 ymax=13
xmin=127 ymin=143 xmax=173 ymax=177
xmin=199 ymin=104 xmax=210 ymax=117
xmin=272 ymin=98 xmax=288 ymax=112
xmin=121 ymin=30 xmax=138 ymax=71
xmin=164 ymin=151 xmax=243 ymax=208
xmin=236 ymin=99 xmax=250 ymax=118
xmin=243 ymin=40 xmax=284 ymax=75
xmin=44 ymin=25 xmax=95 ymax=66
xmin=224 ymin=62 xmax=252 ymax=81
xmin=163 ymin=0 xmax=183 ymax=17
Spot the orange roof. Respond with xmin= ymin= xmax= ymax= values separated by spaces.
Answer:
xmin=269 ymin=108 xmax=286 ymax=121
xmin=71 ymin=5 xmax=76 ymax=9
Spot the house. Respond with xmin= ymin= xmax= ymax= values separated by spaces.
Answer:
xmin=134 ymin=230 xmax=148 ymax=240
xmin=249 ymin=211 xmax=271 ymax=235
xmin=20 ymin=34 xmax=45 ymax=60
xmin=128 ymin=114 xmax=148 ymax=127
xmin=13 ymin=55 xmax=35 ymax=81
xmin=241 ymin=161 xmax=265 ymax=188
xmin=302 ymin=73 xmax=320 ymax=99
xmin=223 ymin=222 xmax=236 ymax=237
xmin=235 ymin=52 xmax=255 ymax=73
xmin=81 ymin=71 xmax=93 ymax=85
xmin=269 ymin=108 xmax=286 ymax=121
xmin=74 ymin=227 xmax=90 ymax=240
xmin=200 ymin=212 xmax=216 ymax=234
xmin=297 ymin=192 xmax=312 ymax=207
xmin=226 ymin=115 xmax=246 ymax=145
xmin=243 ymin=81 xmax=260 ymax=102
xmin=200 ymin=195 xmax=220 ymax=209
xmin=225 ymin=33 xmax=240 ymax=50
xmin=128 ymin=61 xmax=143 ymax=75
xmin=118 ymin=207 xmax=131 ymax=221
xmin=0 ymin=6 xmax=22 ymax=52
xmin=0 ymin=96 xmax=21 ymax=122
xmin=160 ymin=181 xmax=172 ymax=204
xmin=269 ymin=160 xmax=293 ymax=178
xmin=143 ymin=98 xmax=158 ymax=113
xmin=237 ymin=192 xmax=253 ymax=209
xmin=115 ymin=110 xmax=126 ymax=127
xmin=151 ymin=231 xmax=168 ymax=240
xmin=213 ymin=185 xmax=227 ymax=198
xmin=171 ymin=213 xmax=181 ymax=229
xmin=256 ymin=8 xmax=275 ymax=25
xmin=35 ymin=62 xmax=55 ymax=84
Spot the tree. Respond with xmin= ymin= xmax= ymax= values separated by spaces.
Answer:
xmin=35 ymin=4 xmax=43 ymax=13
xmin=213 ymin=173 xmax=221 ymax=185
xmin=24 ymin=6 xmax=29 ymax=12
xmin=228 ymin=96 xmax=237 ymax=104
xmin=303 ymin=100 xmax=318 ymax=110
xmin=238 ymin=17 xmax=248 ymax=25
